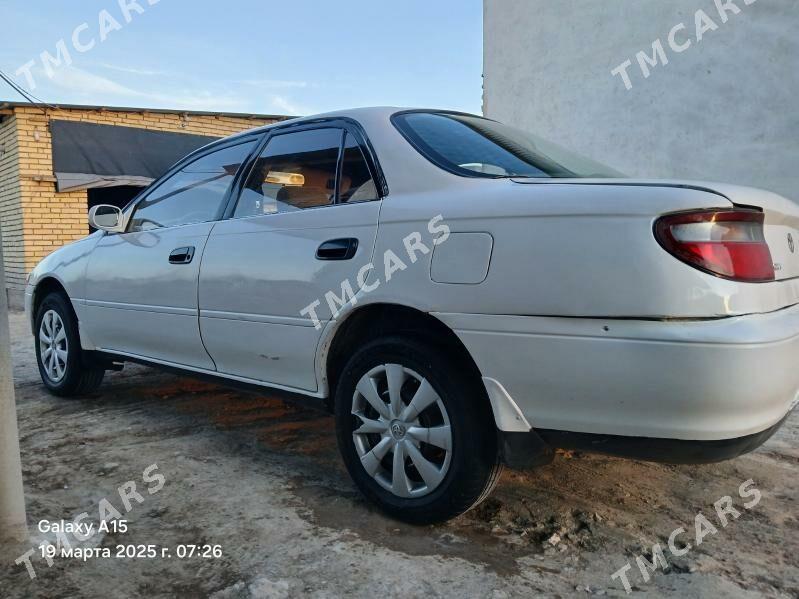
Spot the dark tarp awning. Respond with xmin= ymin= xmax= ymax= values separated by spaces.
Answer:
xmin=50 ymin=120 xmax=219 ymax=192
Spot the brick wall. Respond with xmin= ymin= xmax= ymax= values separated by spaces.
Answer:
xmin=3 ymin=105 xmax=280 ymax=306
xmin=0 ymin=115 xmax=23 ymax=293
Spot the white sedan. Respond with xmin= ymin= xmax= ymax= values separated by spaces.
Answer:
xmin=26 ymin=108 xmax=799 ymax=523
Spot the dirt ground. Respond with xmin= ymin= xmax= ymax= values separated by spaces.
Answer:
xmin=1 ymin=310 xmax=797 ymax=598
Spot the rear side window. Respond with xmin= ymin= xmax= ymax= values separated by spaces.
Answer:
xmin=235 ymin=128 xmax=343 ymax=217
xmin=129 ymin=141 xmax=255 ymax=232
xmin=393 ymin=112 xmax=623 ymax=179
xmin=339 ymin=133 xmax=378 ymax=203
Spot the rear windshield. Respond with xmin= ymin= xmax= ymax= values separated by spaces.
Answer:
xmin=392 ymin=111 xmax=624 ymax=179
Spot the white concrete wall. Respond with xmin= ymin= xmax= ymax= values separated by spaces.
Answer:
xmin=483 ymin=0 xmax=798 ymax=200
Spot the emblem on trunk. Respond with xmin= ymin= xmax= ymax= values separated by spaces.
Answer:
xmin=788 ymin=233 xmax=795 ymax=254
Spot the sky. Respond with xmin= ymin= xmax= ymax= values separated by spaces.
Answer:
xmin=0 ymin=0 xmax=484 ymax=116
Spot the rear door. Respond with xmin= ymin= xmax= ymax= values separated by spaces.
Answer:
xmin=83 ymin=138 xmax=259 ymax=368
xmin=199 ymin=123 xmax=383 ymax=392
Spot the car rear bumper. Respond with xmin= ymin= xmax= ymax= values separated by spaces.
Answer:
xmin=435 ymin=304 xmax=799 ymax=443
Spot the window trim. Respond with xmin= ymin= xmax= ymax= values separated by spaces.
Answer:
xmin=334 ymin=129 xmax=346 ymax=205
xmin=222 ymin=117 xmax=387 ymax=221
xmin=122 ymin=135 xmax=263 ymax=233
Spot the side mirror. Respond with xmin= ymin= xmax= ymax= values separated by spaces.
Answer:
xmin=88 ymin=205 xmax=125 ymax=233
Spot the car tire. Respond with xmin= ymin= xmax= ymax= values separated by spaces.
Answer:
xmin=35 ymin=291 xmax=105 ymax=397
xmin=334 ymin=335 xmax=502 ymax=524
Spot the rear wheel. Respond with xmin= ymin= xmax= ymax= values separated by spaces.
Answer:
xmin=35 ymin=292 xmax=105 ymax=397
xmin=334 ymin=336 xmax=502 ymax=524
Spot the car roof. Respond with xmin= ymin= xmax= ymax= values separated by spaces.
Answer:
xmin=221 ymin=106 xmax=390 ymax=140
xmin=223 ymin=106 xmax=482 ymax=141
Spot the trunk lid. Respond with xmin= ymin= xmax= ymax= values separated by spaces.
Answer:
xmin=511 ymin=178 xmax=799 ymax=280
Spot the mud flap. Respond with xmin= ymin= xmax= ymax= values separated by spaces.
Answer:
xmin=500 ymin=430 xmax=554 ymax=470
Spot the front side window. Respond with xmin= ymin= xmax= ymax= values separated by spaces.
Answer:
xmin=393 ymin=112 xmax=623 ymax=179
xmin=234 ymin=128 xmax=343 ymax=218
xmin=128 ymin=141 xmax=256 ymax=232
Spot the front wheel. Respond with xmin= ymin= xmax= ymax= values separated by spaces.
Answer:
xmin=35 ymin=292 xmax=105 ymax=397
xmin=334 ymin=336 xmax=502 ymax=524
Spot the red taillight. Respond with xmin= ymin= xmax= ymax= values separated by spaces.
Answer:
xmin=654 ymin=209 xmax=775 ymax=282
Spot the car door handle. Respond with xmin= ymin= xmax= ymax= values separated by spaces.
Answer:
xmin=316 ymin=238 xmax=359 ymax=260
xmin=169 ymin=246 xmax=195 ymax=264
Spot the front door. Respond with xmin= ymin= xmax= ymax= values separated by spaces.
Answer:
xmin=82 ymin=139 xmax=258 ymax=368
xmin=198 ymin=126 xmax=383 ymax=392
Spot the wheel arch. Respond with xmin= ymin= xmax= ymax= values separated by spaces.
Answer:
xmin=321 ymin=303 xmax=488 ymax=412
xmin=31 ymin=276 xmax=72 ymax=332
